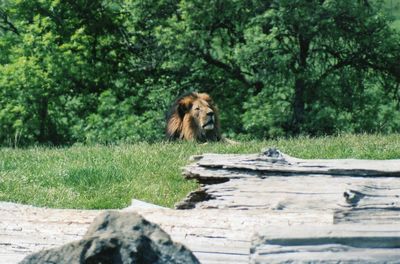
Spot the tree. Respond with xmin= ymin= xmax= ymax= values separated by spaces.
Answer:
xmin=0 ymin=0 xmax=136 ymax=145
xmin=161 ymin=0 xmax=400 ymax=136
xmin=0 ymin=0 xmax=399 ymax=145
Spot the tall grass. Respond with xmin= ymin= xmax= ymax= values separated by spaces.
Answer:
xmin=1 ymin=134 xmax=400 ymax=209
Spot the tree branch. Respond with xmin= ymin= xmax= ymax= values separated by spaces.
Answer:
xmin=198 ymin=50 xmax=263 ymax=93
xmin=314 ymin=57 xmax=354 ymax=87
xmin=0 ymin=8 xmax=19 ymax=35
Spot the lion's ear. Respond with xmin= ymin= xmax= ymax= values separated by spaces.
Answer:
xmin=177 ymin=98 xmax=193 ymax=118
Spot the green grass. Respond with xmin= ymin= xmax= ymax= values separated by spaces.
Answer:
xmin=1 ymin=134 xmax=400 ymax=209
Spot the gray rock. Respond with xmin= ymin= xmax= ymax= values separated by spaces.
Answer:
xmin=20 ymin=211 xmax=200 ymax=264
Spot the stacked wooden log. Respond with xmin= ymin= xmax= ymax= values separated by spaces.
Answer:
xmin=179 ymin=148 xmax=400 ymax=263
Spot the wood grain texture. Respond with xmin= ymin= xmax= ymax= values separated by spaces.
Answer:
xmin=251 ymin=225 xmax=400 ymax=264
xmin=185 ymin=151 xmax=400 ymax=179
xmin=182 ymin=149 xmax=400 ymax=263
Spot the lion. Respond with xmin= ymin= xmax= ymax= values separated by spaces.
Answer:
xmin=166 ymin=92 xmax=221 ymax=142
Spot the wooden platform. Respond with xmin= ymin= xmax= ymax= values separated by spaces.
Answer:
xmin=1 ymin=149 xmax=400 ymax=263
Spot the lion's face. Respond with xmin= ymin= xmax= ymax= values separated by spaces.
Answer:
xmin=190 ymin=98 xmax=215 ymax=131
xmin=166 ymin=92 xmax=221 ymax=141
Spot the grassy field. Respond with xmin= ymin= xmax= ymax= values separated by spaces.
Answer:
xmin=1 ymin=134 xmax=400 ymax=209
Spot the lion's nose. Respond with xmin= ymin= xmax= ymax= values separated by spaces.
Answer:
xmin=207 ymin=111 xmax=214 ymax=117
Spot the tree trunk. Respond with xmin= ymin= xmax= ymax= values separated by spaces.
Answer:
xmin=292 ymin=78 xmax=305 ymax=133
xmin=292 ymin=34 xmax=310 ymax=134
xmin=38 ymin=97 xmax=48 ymax=143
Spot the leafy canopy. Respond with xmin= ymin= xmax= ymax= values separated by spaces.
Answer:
xmin=0 ymin=0 xmax=399 ymax=146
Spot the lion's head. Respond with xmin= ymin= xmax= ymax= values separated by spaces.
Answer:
xmin=166 ymin=92 xmax=221 ymax=142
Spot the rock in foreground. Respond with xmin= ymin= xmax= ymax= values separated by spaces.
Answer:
xmin=20 ymin=211 xmax=200 ymax=264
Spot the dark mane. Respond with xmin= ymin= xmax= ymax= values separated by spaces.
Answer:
xmin=165 ymin=92 xmax=197 ymax=123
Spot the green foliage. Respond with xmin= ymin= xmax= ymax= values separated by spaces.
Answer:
xmin=242 ymin=88 xmax=291 ymax=138
xmin=0 ymin=0 xmax=399 ymax=146
xmin=76 ymin=88 xmax=171 ymax=144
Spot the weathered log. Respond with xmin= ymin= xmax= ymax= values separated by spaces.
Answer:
xmin=251 ymin=224 xmax=400 ymax=263
xmin=184 ymin=149 xmax=400 ymax=181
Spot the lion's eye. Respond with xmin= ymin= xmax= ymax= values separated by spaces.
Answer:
xmin=195 ymin=107 xmax=200 ymax=111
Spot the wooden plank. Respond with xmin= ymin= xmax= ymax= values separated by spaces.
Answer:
xmin=333 ymin=179 xmax=400 ymax=224
xmin=0 ymin=202 xmax=100 ymax=264
xmin=186 ymin=150 xmax=400 ymax=181
xmin=334 ymin=208 xmax=400 ymax=224
xmin=253 ymin=224 xmax=400 ymax=241
xmin=251 ymin=224 xmax=400 ymax=263
xmin=0 ymin=254 xmax=26 ymax=264
xmin=132 ymin=208 xmax=334 ymax=229
xmin=251 ymin=246 xmax=400 ymax=263
xmin=124 ymin=199 xmax=167 ymax=209
xmin=190 ymin=175 xmax=400 ymax=214
xmin=0 ymin=202 xmax=330 ymax=264
xmin=195 ymin=252 xmax=249 ymax=264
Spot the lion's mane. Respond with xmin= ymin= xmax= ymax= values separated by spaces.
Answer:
xmin=166 ymin=92 xmax=221 ymax=142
